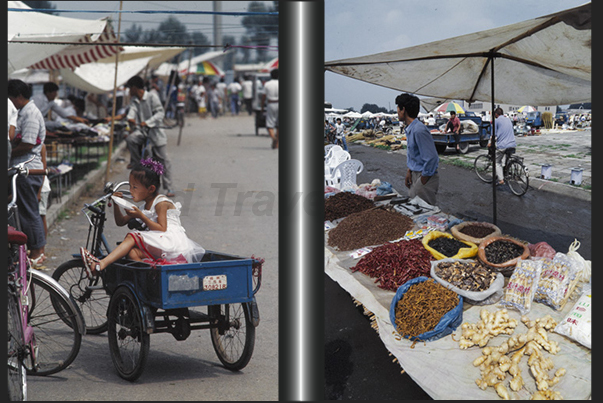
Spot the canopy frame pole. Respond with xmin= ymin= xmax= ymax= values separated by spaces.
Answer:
xmin=490 ymin=54 xmax=497 ymax=225
xmin=105 ymin=0 xmax=123 ymax=184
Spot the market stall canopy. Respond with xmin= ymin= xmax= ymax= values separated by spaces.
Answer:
xmin=7 ymin=1 xmax=121 ymax=75
xmin=261 ymin=57 xmax=279 ymax=72
xmin=59 ymin=46 xmax=186 ymax=94
xmin=325 ymin=3 xmax=591 ymax=106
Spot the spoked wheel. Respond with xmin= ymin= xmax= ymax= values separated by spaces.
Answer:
xmin=107 ymin=286 xmax=149 ymax=382
xmin=506 ymin=160 xmax=530 ymax=196
xmin=209 ymin=303 xmax=255 ymax=371
xmin=8 ymin=288 xmax=26 ymax=401
xmin=26 ymin=275 xmax=83 ymax=376
xmin=474 ymin=154 xmax=494 ymax=183
xmin=53 ymin=259 xmax=109 ymax=334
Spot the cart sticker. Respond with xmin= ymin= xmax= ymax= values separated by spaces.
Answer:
xmin=168 ymin=274 xmax=200 ymax=292
xmin=203 ymin=275 xmax=227 ymax=291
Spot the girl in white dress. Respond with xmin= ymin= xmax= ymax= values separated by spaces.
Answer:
xmin=80 ymin=158 xmax=204 ymax=276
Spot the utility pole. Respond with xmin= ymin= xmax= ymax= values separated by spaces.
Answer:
xmin=213 ymin=1 xmax=223 ymax=70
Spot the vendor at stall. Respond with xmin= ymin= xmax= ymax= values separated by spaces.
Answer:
xmin=31 ymin=82 xmax=89 ymax=130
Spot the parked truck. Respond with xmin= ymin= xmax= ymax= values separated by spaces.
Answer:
xmin=428 ymin=112 xmax=492 ymax=154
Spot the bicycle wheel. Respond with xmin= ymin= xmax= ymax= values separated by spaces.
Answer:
xmin=107 ymin=286 xmax=150 ymax=382
xmin=474 ymin=154 xmax=494 ymax=183
xmin=506 ymin=160 xmax=530 ymax=196
xmin=53 ymin=259 xmax=109 ymax=334
xmin=209 ymin=302 xmax=255 ymax=371
xmin=8 ymin=287 xmax=26 ymax=401
xmin=26 ymin=275 xmax=82 ymax=376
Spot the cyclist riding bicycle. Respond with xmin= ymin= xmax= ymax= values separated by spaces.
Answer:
xmin=489 ymin=107 xmax=516 ymax=185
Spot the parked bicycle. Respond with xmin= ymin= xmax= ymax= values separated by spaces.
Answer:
xmin=474 ymin=147 xmax=530 ymax=196
xmin=8 ymin=157 xmax=86 ymax=401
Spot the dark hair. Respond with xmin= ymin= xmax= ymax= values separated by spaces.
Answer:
xmin=43 ymin=82 xmax=59 ymax=94
xmin=270 ymin=68 xmax=278 ymax=79
xmin=395 ymin=93 xmax=420 ymax=118
xmin=126 ymin=75 xmax=145 ymax=90
xmin=450 ymin=111 xmax=456 ymax=116
xmin=130 ymin=161 xmax=161 ymax=193
xmin=494 ymin=107 xmax=504 ymax=117
xmin=8 ymin=79 xmax=32 ymax=99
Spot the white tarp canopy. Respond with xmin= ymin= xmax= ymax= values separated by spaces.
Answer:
xmin=59 ymin=46 xmax=186 ymax=94
xmin=325 ymin=3 xmax=591 ymax=106
xmin=7 ymin=1 xmax=119 ymax=75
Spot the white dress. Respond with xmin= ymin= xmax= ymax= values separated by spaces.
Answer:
xmin=128 ymin=195 xmax=205 ymax=263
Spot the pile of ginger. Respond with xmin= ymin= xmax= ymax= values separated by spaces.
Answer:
xmin=459 ymin=309 xmax=565 ymax=400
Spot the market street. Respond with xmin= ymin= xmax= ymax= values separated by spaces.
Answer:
xmin=28 ymin=114 xmax=279 ymax=401
xmin=325 ymin=134 xmax=591 ymax=399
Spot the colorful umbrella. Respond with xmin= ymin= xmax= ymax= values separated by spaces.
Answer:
xmin=434 ymin=101 xmax=465 ymax=114
xmin=517 ymin=105 xmax=536 ymax=113
xmin=261 ymin=57 xmax=278 ymax=72
xmin=195 ymin=60 xmax=224 ymax=76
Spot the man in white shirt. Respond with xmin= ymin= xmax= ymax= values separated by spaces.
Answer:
xmin=242 ymin=75 xmax=254 ymax=115
xmin=261 ymin=69 xmax=279 ymax=149
xmin=8 ymin=98 xmax=18 ymax=167
xmin=227 ymin=79 xmax=243 ymax=115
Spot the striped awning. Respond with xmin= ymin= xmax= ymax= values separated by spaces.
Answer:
xmin=28 ymin=21 xmax=123 ymax=71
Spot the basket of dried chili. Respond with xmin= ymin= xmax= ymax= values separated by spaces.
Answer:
xmin=389 ymin=276 xmax=463 ymax=345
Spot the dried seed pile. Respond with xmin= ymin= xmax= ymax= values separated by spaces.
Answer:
xmin=459 ymin=225 xmax=495 ymax=239
xmin=351 ymin=239 xmax=434 ymax=291
xmin=428 ymin=237 xmax=469 ymax=257
xmin=484 ymin=240 xmax=525 ymax=264
xmin=394 ymin=279 xmax=459 ymax=340
xmin=327 ymin=208 xmax=415 ymax=251
xmin=434 ymin=260 xmax=497 ymax=292
xmin=324 ymin=192 xmax=375 ymax=222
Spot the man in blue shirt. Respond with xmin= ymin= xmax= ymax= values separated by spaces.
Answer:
xmin=489 ymin=107 xmax=516 ymax=185
xmin=396 ymin=93 xmax=440 ymax=205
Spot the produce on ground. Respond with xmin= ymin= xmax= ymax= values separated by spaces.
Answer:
xmin=534 ymin=253 xmax=579 ymax=311
xmin=468 ymin=313 xmax=564 ymax=400
xmin=324 ymin=191 xmax=375 ymax=222
xmin=327 ymin=207 xmax=415 ymax=251
xmin=458 ymin=309 xmax=519 ymax=349
xmin=434 ymin=260 xmax=497 ymax=292
xmin=351 ymin=239 xmax=434 ymax=291
xmin=394 ymin=278 xmax=459 ymax=342
xmin=459 ymin=224 xmax=496 ymax=239
xmin=428 ymin=237 xmax=472 ymax=258
xmin=485 ymin=239 xmax=526 ymax=264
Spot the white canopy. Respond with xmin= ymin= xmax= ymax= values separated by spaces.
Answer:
xmin=59 ymin=46 xmax=186 ymax=94
xmin=325 ymin=3 xmax=591 ymax=106
xmin=8 ymin=1 xmax=120 ymax=75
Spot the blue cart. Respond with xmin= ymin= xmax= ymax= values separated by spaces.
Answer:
xmin=53 ymin=182 xmax=262 ymax=381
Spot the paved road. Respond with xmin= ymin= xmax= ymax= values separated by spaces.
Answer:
xmin=324 ymin=139 xmax=591 ymax=399
xmin=29 ymin=114 xmax=279 ymax=400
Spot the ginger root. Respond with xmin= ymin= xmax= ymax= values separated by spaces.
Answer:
xmin=459 ymin=309 xmax=518 ymax=349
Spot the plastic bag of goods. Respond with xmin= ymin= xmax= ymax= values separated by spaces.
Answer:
xmin=566 ymin=239 xmax=591 ymax=283
xmin=431 ymin=258 xmax=505 ymax=305
xmin=499 ymin=259 xmax=543 ymax=315
xmin=533 ymin=252 xmax=580 ymax=311
xmin=422 ymin=230 xmax=478 ymax=260
xmin=390 ymin=277 xmax=463 ymax=344
xmin=527 ymin=241 xmax=556 ymax=259
xmin=554 ymin=285 xmax=591 ymax=349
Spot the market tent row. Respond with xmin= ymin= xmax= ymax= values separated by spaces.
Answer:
xmin=8 ymin=1 xmax=121 ymax=75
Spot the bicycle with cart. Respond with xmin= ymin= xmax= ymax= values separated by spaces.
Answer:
xmin=52 ymin=180 xmax=262 ymax=381
xmin=8 ymin=157 xmax=86 ymax=400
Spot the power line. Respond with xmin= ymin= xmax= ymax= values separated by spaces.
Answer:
xmin=8 ymin=39 xmax=278 ymax=50
xmin=7 ymin=8 xmax=278 ymax=16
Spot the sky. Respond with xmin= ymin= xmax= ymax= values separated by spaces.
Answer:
xmin=50 ymin=1 xmax=277 ymax=58
xmin=325 ymin=0 xmax=588 ymax=112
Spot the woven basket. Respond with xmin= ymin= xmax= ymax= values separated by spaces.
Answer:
xmin=450 ymin=221 xmax=501 ymax=245
xmin=477 ymin=236 xmax=530 ymax=276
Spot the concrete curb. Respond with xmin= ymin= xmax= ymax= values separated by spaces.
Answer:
xmin=45 ymin=141 xmax=127 ymax=229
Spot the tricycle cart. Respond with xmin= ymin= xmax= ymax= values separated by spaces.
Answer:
xmin=53 ymin=181 xmax=262 ymax=381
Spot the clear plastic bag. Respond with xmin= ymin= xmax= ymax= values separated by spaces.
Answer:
xmin=499 ymin=258 xmax=542 ymax=315
xmin=534 ymin=252 xmax=580 ymax=310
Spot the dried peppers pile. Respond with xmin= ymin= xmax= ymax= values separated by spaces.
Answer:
xmin=394 ymin=278 xmax=459 ymax=341
xmin=351 ymin=239 xmax=434 ymax=291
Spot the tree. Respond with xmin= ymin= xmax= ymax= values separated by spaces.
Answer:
xmin=361 ymin=103 xmax=388 ymax=114
xmin=241 ymin=1 xmax=278 ymax=62
xmin=123 ymin=23 xmax=143 ymax=43
xmin=158 ymin=16 xmax=190 ymax=45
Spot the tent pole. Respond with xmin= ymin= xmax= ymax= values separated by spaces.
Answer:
xmin=105 ymin=0 xmax=123 ymax=184
xmin=490 ymin=55 xmax=497 ymax=225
